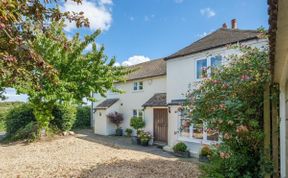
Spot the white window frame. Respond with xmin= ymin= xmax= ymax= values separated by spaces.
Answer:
xmin=177 ymin=111 xmax=220 ymax=145
xmin=133 ymin=81 xmax=144 ymax=91
xmin=195 ymin=55 xmax=223 ymax=81
xmin=132 ymin=109 xmax=144 ymax=118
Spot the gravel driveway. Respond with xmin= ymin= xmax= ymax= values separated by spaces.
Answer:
xmin=0 ymin=130 xmax=200 ymax=178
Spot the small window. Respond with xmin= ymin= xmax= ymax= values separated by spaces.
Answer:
xmin=138 ymin=82 xmax=143 ymax=90
xmin=133 ymin=81 xmax=143 ymax=91
xmin=138 ymin=110 xmax=143 ymax=118
xmin=196 ymin=59 xmax=207 ymax=79
xmin=133 ymin=82 xmax=138 ymax=90
xmin=133 ymin=109 xmax=137 ymax=117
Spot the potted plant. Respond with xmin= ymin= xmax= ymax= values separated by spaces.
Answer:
xmin=138 ymin=131 xmax=152 ymax=146
xmin=199 ymin=145 xmax=211 ymax=162
xmin=107 ymin=112 xmax=124 ymax=136
xmin=125 ymin=128 xmax=133 ymax=137
xmin=130 ymin=116 xmax=145 ymax=144
xmin=173 ymin=142 xmax=190 ymax=158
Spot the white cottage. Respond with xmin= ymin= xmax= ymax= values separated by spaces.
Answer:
xmin=92 ymin=20 xmax=268 ymax=157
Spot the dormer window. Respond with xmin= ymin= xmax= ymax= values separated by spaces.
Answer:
xmin=133 ymin=81 xmax=143 ymax=91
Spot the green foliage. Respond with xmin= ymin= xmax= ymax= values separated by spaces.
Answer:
xmin=138 ymin=131 xmax=152 ymax=142
xmin=0 ymin=0 xmax=89 ymax=100
xmin=200 ymin=145 xmax=212 ymax=157
xmin=186 ymin=46 xmax=272 ymax=177
xmin=125 ymin=128 xmax=133 ymax=137
xmin=5 ymin=104 xmax=36 ymax=135
xmin=8 ymin=21 xmax=129 ymax=131
xmin=173 ymin=142 xmax=188 ymax=152
xmin=130 ymin=117 xmax=145 ymax=131
xmin=73 ymin=106 xmax=91 ymax=129
xmin=6 ymin=122 xmax=40 ymax=142
xmin=0 ymin=102 xmax=23 ymax=132
xmin=50 ymin=104 xmax=77 ymax=132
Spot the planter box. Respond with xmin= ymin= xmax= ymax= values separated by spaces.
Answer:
xmin=199 ymin=155 xmax=210 ymax=163
xmin=131 ymin=136 xmax=138 ymax=144
xmin=140 ymin=140 xmax=149 ymax=146
xmin=115 ymin=128 xmax=123 ymax=136
xmin=173 ymin=151 xmax=190 ymax=158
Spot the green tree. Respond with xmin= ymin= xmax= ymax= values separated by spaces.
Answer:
xmin=12 ymin=22 xmax=129 ymax=129
xmin=0 ymin=0 xmax=89 ymax=99
xmin=185 ymin=45 xmax=273 ymax=177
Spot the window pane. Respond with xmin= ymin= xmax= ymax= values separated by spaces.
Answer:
xmin=211 ymin=56 xmax=222 ymax=76
xmin=138 ymin=81 xmax=143 ymax=90
xmin=206 ymin=128 xmax=219 ymax=141
xmin=138 ymin=110 xmax=143 ymax=118
xmin=211 ymin=56 xmax=222 ymax=67
xmin=180 ymin=119 xmax=190 ymax=137
xmin=133 ymin=82 xmax=138 ymax=90
xmin=196 ymin=59 xmax=207 ymax=79
xmin=192 ymin=123 xmax=203 ymax=139
xmin=133 ymin=109 xmax=137 ymax=117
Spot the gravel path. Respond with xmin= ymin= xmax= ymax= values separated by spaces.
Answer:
xmin=0 ymin=133 xmax=200 ymax=178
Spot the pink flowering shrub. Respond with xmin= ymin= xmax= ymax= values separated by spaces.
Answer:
xmin=186 ymin=45 xmax=273 ymax=177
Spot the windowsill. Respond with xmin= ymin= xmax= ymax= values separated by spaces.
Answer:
xmin=132 ymin=90 xmax=144 ymax=93
xmin=177 ymin=136 xmax=218 ymax=145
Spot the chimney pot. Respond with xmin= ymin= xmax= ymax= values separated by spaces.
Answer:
xmin=222 ymin=23 xmax=227 ymax=29
xmin=231 ymin=19 xmax=237 ymax=29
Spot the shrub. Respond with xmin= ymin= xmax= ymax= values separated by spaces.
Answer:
xmin=5 ymin=104 xmax=36 ymax=135
xmin=138 ymin=131 xmax=152 ymax=142
xmin=200 ymin=145 xmax=212 ymax=157
xmin=130 ymin=117 xmax=145 ymax=131
xmin=7 ymin=122 xmax=40 ymax=142
xmin=186 ymin=46 xmax=273 ymax=177
xmin=107 ymin=112 xmax=124 ymax=128
xmin=125 ymin=128 xmax=133 ymax=137
xmin=73 ymin=106 xmax=91 ymax=129
xmin=50 ymin=104 xmax=77 ymax=132
xmin=173 ymin=142 xmax=188 ymax=152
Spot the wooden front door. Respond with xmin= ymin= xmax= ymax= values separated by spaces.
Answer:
xmin=153 ymin=108 xmax=168 ymax=143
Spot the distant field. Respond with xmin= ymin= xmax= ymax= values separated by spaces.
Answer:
xmin=0 ymin=102 xmax=23 ymax=132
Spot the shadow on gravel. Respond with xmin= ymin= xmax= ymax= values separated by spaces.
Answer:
xmin=75 ymin=129 xmax=177 ymax=159
xmin=79 ymin=158 xmax=201 ymax=178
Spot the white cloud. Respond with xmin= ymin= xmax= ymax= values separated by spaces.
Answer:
xmin=62 ymin=0 xmax=112 ymax=32
xmin=100 ymin=0 xmax=113 ymax=5
xmin=175 ymin=0 xmax=184 ymax=3
xmin=129 ymin=16 xmax=135 ymax=21
xmin=200 ymin=8 xmax=216 ymax=18
xmin=121 ymin=55 xmax=150 ymax=66
xmin=196 ymin=29 xmax=214 ymax=38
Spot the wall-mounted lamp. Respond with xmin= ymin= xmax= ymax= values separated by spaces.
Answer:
xmin=168 ymin=106 xmax=171 ymax=113
xmin=99 ymin=112 xmax=102 ymax=116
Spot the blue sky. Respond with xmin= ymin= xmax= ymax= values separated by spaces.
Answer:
xmin=65 ymin=0 xmax=268 ymax=65
xmin=3 ymin=0 xmax=268 ymax=102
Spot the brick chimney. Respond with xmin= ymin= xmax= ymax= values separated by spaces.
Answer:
xmin=231 ymin=19 xmax=237 ymax=29
xmin=222 ymin=23 xmax=227 ymax=29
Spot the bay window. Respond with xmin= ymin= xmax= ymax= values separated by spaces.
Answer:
xmin=178 ymin=111 xmax=219 ymax=143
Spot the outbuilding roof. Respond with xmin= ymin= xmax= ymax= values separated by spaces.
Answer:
xmin=142 ymin=93 xmax=167 ymax=107
xmin=165 ymin=28 xmax=261 ymax=60
xmin=96 ymin=98 xmax=119 ymax=109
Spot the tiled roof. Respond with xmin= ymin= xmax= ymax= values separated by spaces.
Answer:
xmin=125 ymin=58 xmax=166 ymax=81
xmin=96 ymin=98 xmax=119 ymax=109
xmin=165 ymin=28 xmax=261 ymax=60
xmin=142 ymin=93 xmax=167 ymax=107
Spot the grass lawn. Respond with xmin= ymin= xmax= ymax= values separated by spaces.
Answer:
xmin=0 ymin=130 xmax=200 ymax=177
